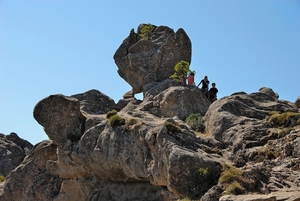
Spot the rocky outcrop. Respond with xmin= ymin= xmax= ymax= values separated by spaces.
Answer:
xmin=201 ymin=87 xmax=300 ymax=200
xmin=295 ymin=96 xmax=300 ymax=108
xmin=1 ymin=85 xmax=300 ymax=201
xmin=1 ymin=23 xmax=300 ymax=201
xmin=114 ymin=24 xmax=191 ymax=95
xmin=204 ymin=87 xmax=297 ymax=152
xmin=137 ymin=79 xmax=210 ymax=119
xmin=0 ymin=84 xmax=222 ymax=200
xmin=1 ymin=141 xmax=63 ymax=201
xmin=0 ymin=132 xmax=33 ymax=177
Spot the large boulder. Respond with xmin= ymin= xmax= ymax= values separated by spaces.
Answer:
xmin=137 ymin=79 xmax=210 ymax=120
xmin=204 ymin=87 xmax=297 ymax=151
xmin=1 ymin=140 xmax=63 ymax=201
xmin=0 ymin=133 xmax=33 ymax=177
xmin=114 ymin=24 xmax=192 ymax=95
xmin=33 ymin=94 xmax=86 ymax=146
xmin=71 ymin=89 xmax=119 ymax=114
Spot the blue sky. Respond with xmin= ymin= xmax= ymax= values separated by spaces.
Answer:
xmin=1 ymin=1 xmax=300 ymax=145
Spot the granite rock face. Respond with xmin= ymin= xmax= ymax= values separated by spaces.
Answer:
xmin=1 ymin=86 xmax=300 ymax=201
xmin=1 ymin=85 xmax=221 ymax=201
xmin=0 ymin=133 xmax=32 ymax=177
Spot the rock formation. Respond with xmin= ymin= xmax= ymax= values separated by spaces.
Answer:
xmin=114 ymin=24 xmax=191 ymax=96
xmin=0 ymin=132 xmax=32 ymax=177
xmin=1 ymin=24 xmax=300 ymax=201
xmin=1 ymin=84 xmax=300 ymax=201
xmin=296 ymin=96 xmax=300 ymax=108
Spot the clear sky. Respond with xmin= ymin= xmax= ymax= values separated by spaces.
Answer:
xmin=1 ymin=1 xmax=300 ymax=145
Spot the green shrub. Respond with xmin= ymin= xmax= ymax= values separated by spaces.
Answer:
xmin=268 ymin=111 xmax=300 ymax=127
xmin=219 ymin=163 xmax=243 ymax=184
xmin=0 ymin=175 xmax=5 ymax=182
xmin=170 ymin=60 xmax=190 ymax=83
xmin=226 ymin=181 xmax=245 ymax=195
xmin=106 ymin=109 xmax=118 ymax=119
xmin=278 ymin=127 xmax=294 ymax=138
xmin=220 ymin=163 xmax=256 ymax=195
xmin=138 ymin=24 xmax=156 ymax=40
xmin=125 ymin=118 xmax=138 ymax=128
xmin=109 ymin=114 xmax=125 ymax=128
xmin=197 ymin=167 xmax=209 ymax=186
xmin=255 ymin=145 xmax=280 ymax=162
xmin=164 ymin=122 xmax=181 ymax=133
xmin=185 ymin=113 xmax=205 ymax=132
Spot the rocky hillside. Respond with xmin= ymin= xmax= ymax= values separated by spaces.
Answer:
xmin=1 ymin=24 xmax=300 ymax=201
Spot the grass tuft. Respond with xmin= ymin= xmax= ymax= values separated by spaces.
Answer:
xmin=109 ymin=114 xmax=125 ymax=128
xmin=185 ymin=113 xmax=205 ymax=132
xmin=106 ymin=109 xmax=118 ymax=119
xmin=164 ymin=122 xmax=181 ymax=133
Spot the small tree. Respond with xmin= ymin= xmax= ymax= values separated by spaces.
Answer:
xmin=185 ymin=113 xmax=205 ymax=132
xmin=170 ymin=60 xmax=190 ymax=84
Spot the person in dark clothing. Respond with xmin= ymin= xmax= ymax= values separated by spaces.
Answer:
xmin=197 ymin=76 xmax=209 ymax=97
xmin=208 ymin=82 xmax=218 ymax=103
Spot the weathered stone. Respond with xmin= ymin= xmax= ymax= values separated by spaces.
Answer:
xmin=114 ymin=24 xmax=191 ymax=94
xmin=33 ymin=94 xmax=86 ymax=145
xmin=204 ymin=88 xmax=298 ymax=151
xmin=1 ymin=140 xmax=62 ymax=201
xmin=259 ymin=87 xmax=279 ymax=99
xmin=295 ymin=96 xmax=300 ymax=108
xmin=219 ymin=191 xmax=300 ymax=201
xmin=138 ymin=79 xmax=210 ymax=120
xmin=71 ymin=89 xmax=119 ymax=114
xmin=2 ymin=85 xmax=300 ymax=200
xmin=0 ymin=133 xmax=33 ymax=177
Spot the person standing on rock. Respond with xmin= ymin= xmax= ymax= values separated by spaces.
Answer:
xmin=187 ymin=71 xmax=195 ymax=86
xmin=197 ymin=75 xmax=209 ymax=97
xmin=181 ymin=74 xmax=187 ymax=86
xmin=208 ymin=82 xmax=218 ymax=103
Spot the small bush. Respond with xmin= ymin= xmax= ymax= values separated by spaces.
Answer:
xmin=185 ymin=113 xmax=205 ymax=132
xmin=226 ymin=181 xmax=245 ymax=195
xmin=106 ymin=109 xmax=118 ymax=119
xmin=197 ymin=167 xmax=209 ymax=187
xmin=255 ymin=145 xmax=280 ymax=162
xmin=268 ymin=111 xmax=300 ymax=127
xmin=0 ymin=175 xmax=5 ymax=182
xmin=219 ymin=163 xmax=243 ymax=184
xmin=109 ymin=114 xmax=125 ymax=128
xmin=265 ymin=150 xmax=276 ymax=160
xmin=220 ymin=163 xmax=256 ymax=195
xmin=125 ymin=118 xmax=138 ymax=128
xmin=138 ymin=24 xmax=156 ymax=40
xmin=164 ymin=122 xmax=181 ymax=133
xmin=278 ymin=127 xmax=294 ymax=138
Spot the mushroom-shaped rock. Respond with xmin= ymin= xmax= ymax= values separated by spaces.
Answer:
xmin=33 ymin=94 xmax=86 ymax=145
xmin=114 ymin=24 xmax=192 ymax=95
